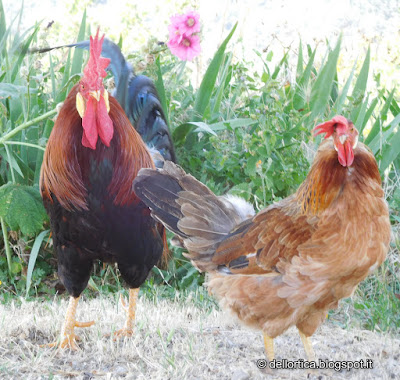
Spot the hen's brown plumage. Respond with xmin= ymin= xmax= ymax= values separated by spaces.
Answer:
xmin=208 ymin=140 xmax=389 ymax=336
xmin=133 ymin=118 xmax=391 ymax=359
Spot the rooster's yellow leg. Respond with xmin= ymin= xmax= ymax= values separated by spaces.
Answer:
xmin=43 ymin=296 xmax=94 ymax=350
xmin=298 ymin=330 xmax=315 ymax=361
xmin=263 ymin=332 xmax=274 ymax=361
xmin=113 ymin=288 xmax=139 ymax=339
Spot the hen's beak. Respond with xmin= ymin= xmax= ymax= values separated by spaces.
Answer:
xmin=338 ymin=134 xmax=347 ymax=145
xmin=334 ymin=133 xmax=354 ymax=167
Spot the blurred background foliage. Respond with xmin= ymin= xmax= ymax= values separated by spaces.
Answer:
xmin=0 ymin=0 xmax=399 ymax=333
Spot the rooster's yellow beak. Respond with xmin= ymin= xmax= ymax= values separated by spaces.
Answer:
xmin=89 ymin=90 xmax=101 ymax=102
xmin=76 ymin=90 xmax=110 ymax=118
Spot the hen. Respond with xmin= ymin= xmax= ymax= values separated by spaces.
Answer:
xmin=132 ymin=116 xmax=391 ymax=360
xmin=40 ymin=29 xmax=166 ymax=349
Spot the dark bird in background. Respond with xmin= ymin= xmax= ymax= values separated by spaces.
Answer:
xmin=133 ymin=116 xmax=390 ymax=360
xmin=34 ymin=36 xmax=176 ymax=166
xmin=40 ymin=29 xmax=167 ymax=349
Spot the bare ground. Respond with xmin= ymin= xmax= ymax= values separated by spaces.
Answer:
xmin=0 ymin=294 xmax=399 ymax=380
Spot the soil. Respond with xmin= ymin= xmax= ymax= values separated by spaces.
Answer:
xmin=1 ymin=295 xmax=399 ymax=379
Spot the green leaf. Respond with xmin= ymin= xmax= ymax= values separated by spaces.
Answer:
xmin=70 ymin=10 xmax=87 ymax=78
xmin=155 ymin=56 xmax=170 ymax=128
xmin=0 ymin=83 xmax=27 ymax=98
xmin=208 ymin=118 xmax=257 ymax=132
xmin=11 ymin=261 xmax=22 ymax=274
xmin=0 ymin=184 xmax=47 ymax=236
xmin=354 ymin=95 xmax=369 ymax=131
xmin=369 ymin=111 xmax=400 ymax=154
xmin=57 ymin=50 xmax=72 ymax=102
xmin=3 ymin=145 xmax=23 ymax=179
xmin=193 ymin=22 xmax=237 ymax=121
xmin=380 ymin=129 xmax=400 ymax=171
xmin=360 ymin=97 xmax=378 ymax=134
xmin=172 ymin=121 xmax=217 ymax=146
xmin=296 ymin=40 xmax=304 ymax=79
xmin=0 ymin=0 xmax=6 ymax=44
xmin=365 ymin=89 xmax=395 ymax=145
xmin=272 ymin=51 xmax=289 ymax=80
xmin=172 ymin=123 xmax=193 ymax=146
xmin=350 ymin=49 xmax=370 ymax=122
xmin=292 ymin=47 xmax=316 ymax=110
xmin=11 ymin=26 xmax=39 ymax=82
xmin=211 ymin=52 xmax=232 ymax=116
xmin=310 ymin=37 xmax=341 ymax=118
xmin=26 ymin=229 xmax=50 ymax=297
xmin=389 ymin=97 xmax=400 ymax=116
xmin=191 ymin=122 xmax=217 ymax=136
xmin=333 ymin=61 xmax=356 ymax=116
xmin=351 ymin=48 xmax=370 ymax=102
xmin=246 ymin=156 xmax=259 ymax=177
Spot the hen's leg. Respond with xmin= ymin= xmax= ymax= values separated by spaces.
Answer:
xmin=263 ymin=332 xmax=274 ymax=361
xmin=113 ymin=288 xmax=139 ymax=339
xmin=298 ymin=330 xmax=315 ymax=361
xmin=44 ymin=296 xmax=94 ymax=350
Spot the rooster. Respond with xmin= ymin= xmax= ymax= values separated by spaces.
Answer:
xmin=34 ymin=37 xmax=176 ymax=166
xmin=40 ymin=29 xmax=166 ymax=349
xmin=132 ymin=116 xmax=391 ymax=360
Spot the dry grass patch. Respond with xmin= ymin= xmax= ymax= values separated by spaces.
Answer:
xmin=0 ymin=294 xmax=399 ymax=379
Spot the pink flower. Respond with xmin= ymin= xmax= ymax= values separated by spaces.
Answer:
xmin=168 ymin=18 xmax=183 ymax=45
xmin=178 ymin=11 xmax=201 ymax=34
xmin=167 ymin=11 xmax=201 ymax=61
xmin=167 ymin=33 xmax=201 ymax=61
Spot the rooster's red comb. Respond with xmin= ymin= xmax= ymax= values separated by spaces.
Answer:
xmin=82 ymin=27 xmax=111 ymax=89
xmin=313 ymin=115 xmax=350 ymax=139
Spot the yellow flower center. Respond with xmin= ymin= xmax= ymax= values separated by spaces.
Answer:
xmin=182 ymin=38 xmax=191 ymax=47
xmin=187 ymin=18 xmax=195 ymax=27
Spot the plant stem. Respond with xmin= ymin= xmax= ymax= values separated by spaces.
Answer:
xmin=0 ymin=108 xmax=57 ymax=144
xmin=4 ymin=141 xmax=46 ymax=151
xmin=1 ymin=217 xmax=12 ymax=277
xmin=4 ymin=144 xmax=16 ymax=183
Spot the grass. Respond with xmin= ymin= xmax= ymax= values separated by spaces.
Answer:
xmin=1 ymin=295 xmax=400 ymax=379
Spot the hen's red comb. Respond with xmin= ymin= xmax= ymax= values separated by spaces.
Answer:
xmin=82 ymin=27 xmax=111 ymax=89
xmin=313 ymin=115 xmax=349 ymax=138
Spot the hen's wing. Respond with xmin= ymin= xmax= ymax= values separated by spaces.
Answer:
xmin=212 ymin=197 xmax=317 ymax=276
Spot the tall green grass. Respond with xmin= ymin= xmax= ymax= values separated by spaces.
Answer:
xmin=0 ymin=3 xmax=88 ymax=294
